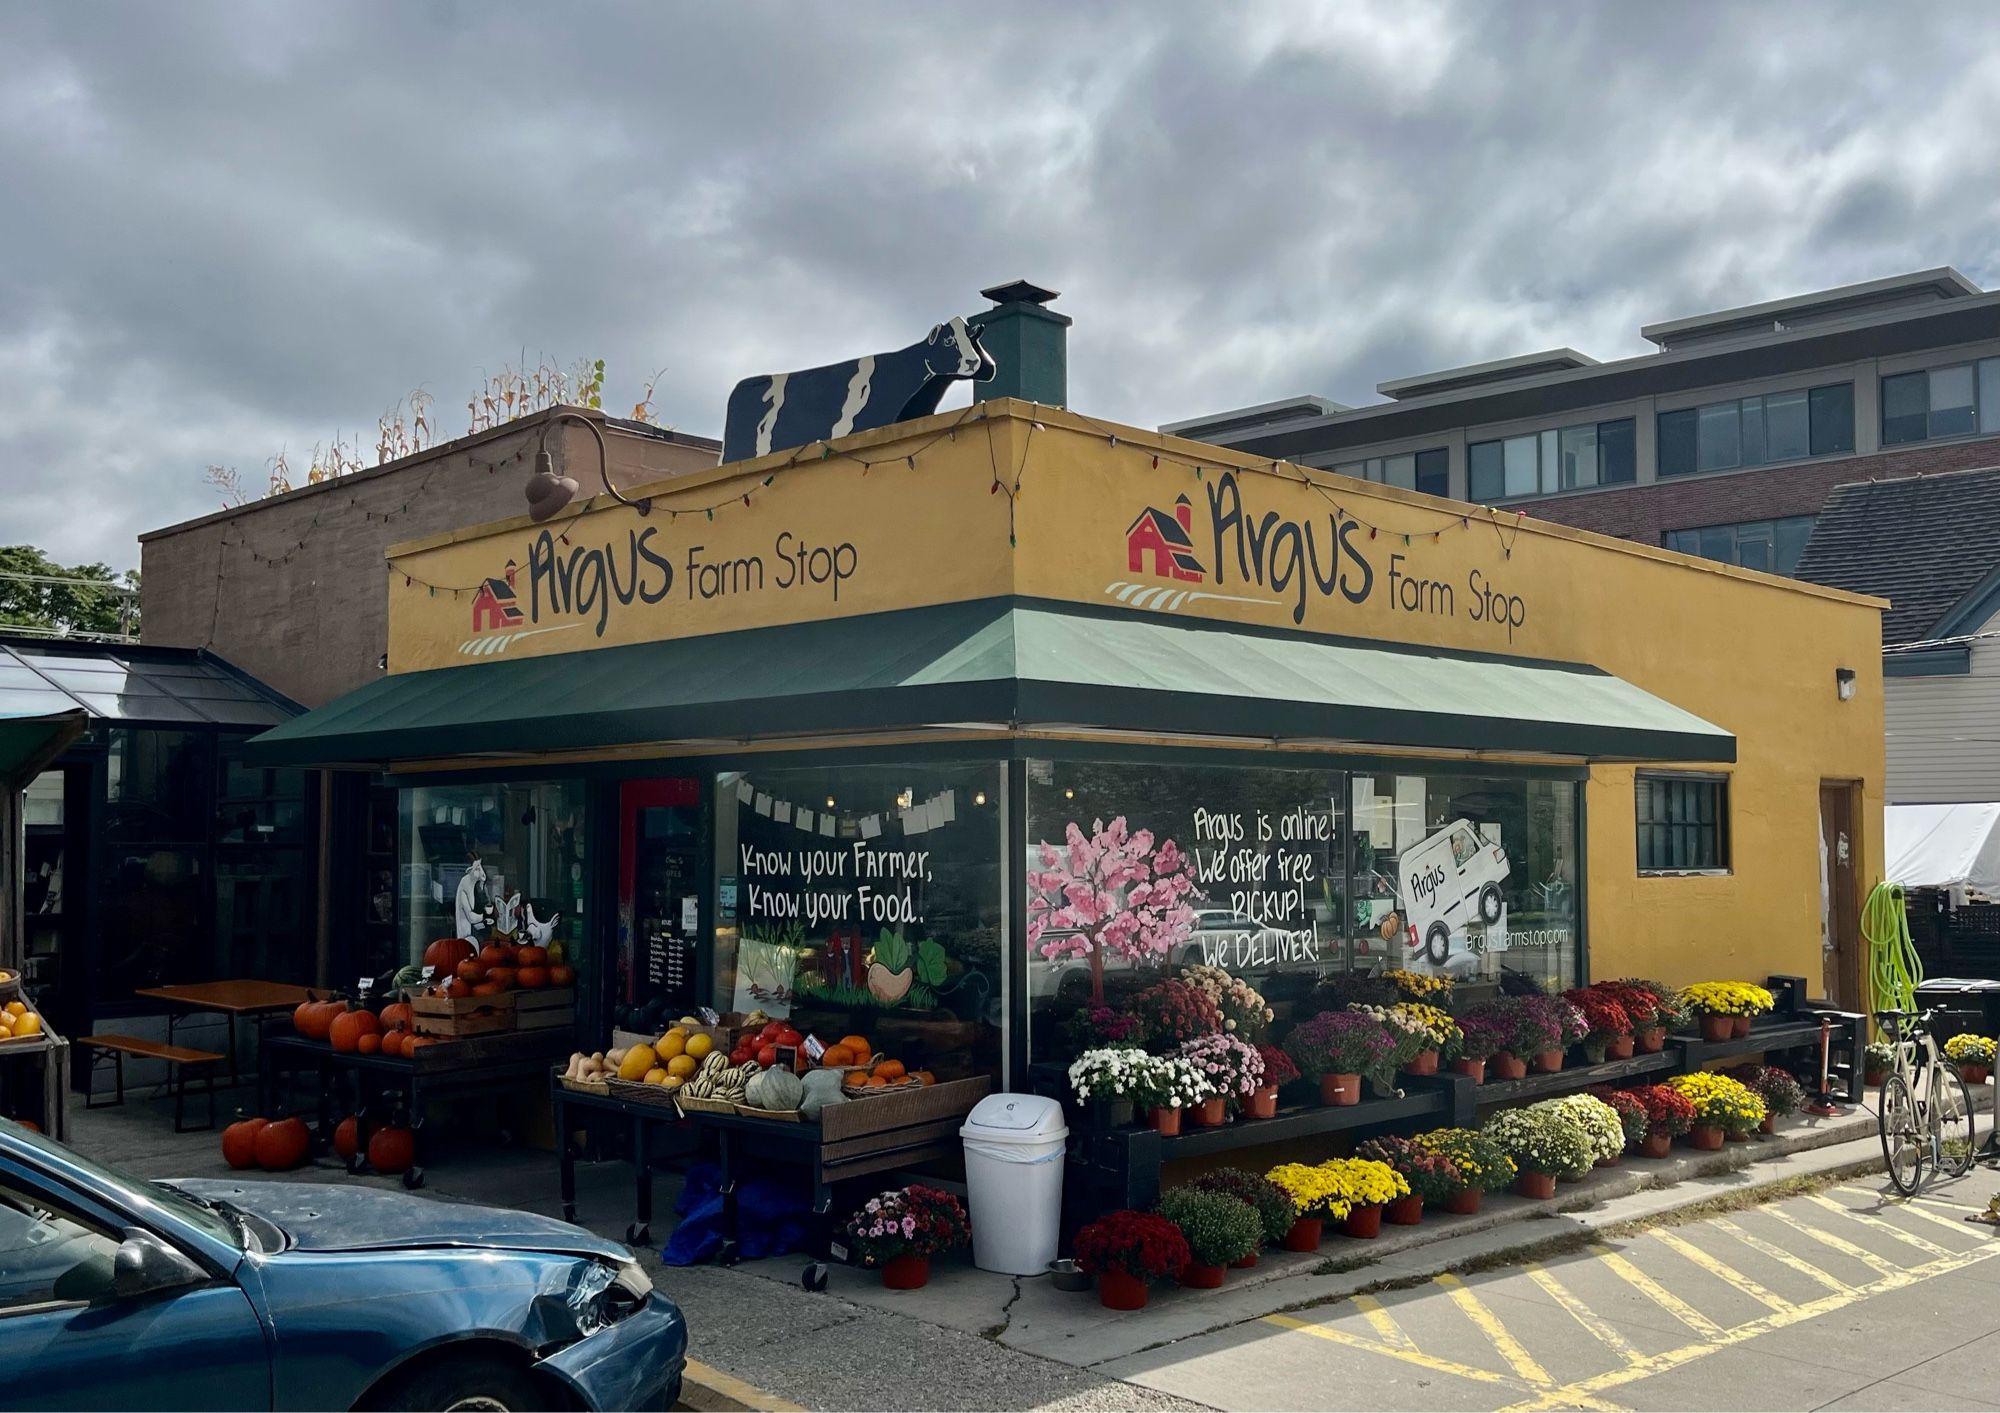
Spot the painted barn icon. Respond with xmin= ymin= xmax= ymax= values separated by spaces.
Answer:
xmin=471 ymin=560 xmax=526 ymax=633
xmin=1126 ymin=495 xmax=1205 ymax=581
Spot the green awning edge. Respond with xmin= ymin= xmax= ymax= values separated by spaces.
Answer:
xmin=0 ymin=710 xmax=87 ymax=790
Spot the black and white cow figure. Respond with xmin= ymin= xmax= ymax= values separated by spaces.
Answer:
xmin=721 ymin=316 xmax=997 ymax=463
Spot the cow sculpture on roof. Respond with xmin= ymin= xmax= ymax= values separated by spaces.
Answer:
xmin=721 ymin=316 xmax=997 ymax=464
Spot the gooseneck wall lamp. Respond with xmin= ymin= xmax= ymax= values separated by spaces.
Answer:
xmin=525 ymin=411 xmax=653 ymax=522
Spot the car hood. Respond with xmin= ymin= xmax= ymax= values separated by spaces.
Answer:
xmin=171 ymin=1179 xmax=628 ymax=1261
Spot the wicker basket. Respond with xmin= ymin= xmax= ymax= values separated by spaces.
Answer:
xmin=733 ymin=1103 xmax=804 ymax=1122
xmin=674 ymin=1094 xmax=739 ymax=1114
xmin=842 ymin=1078 xmax=926 ymax=1099
xmin=606 ymin=1078 xmax=682 ymax=1109
xmin=557 ymin=1074 xmax=610 ymax=1097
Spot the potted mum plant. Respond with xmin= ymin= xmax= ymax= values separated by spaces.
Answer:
xmin=1731 ymin=1064 xmax=1807 ymax=1133
xmin=1417 ymin=1128 xmax=1517 ymax=1214
xmin=1552 ymin=1093 xmax=1628 ymax=1171
xmin=1454 ymin=1010 xmax=1506 ymax=1084
xmin=1679 ymin=982 xmax=1775 ymax=1042
xmin=1357 ymin=1134 xmax=1459 ymax=1225
xmin=1864 ymin=1040 xmax=1894 ymax=1088
xmin=1482 ymin=1103 xmax=1591 ymax=1198
xmin=1067 ymin=1046 xmax=1153 ymax=1128
xmin=843 ymin=1184 xmax=971 ymax=1290
xmin=1587 ymin=1087 xmax=1652 ymax=1157
xmin=1284 ymin=1010 xmax=1393 ymax=1106
xmin=1348 ymin=1003 xmax=1431 ymax=1075
xmin=1131 ymin=978 xmax=1223 ymax=1052
xmin=1605 ymin=979 xmax=1684 ymax=1052
xmin=1665 ymin=1071 xmax=1765 ymax=1148
xmin=1389 ymin=1002 xmax=1463 ymax=1075
xmin=1324 ymin=1157 xmax=1410 ymax=1239
xmin=1186 ymin=1167 xmax=1295 ymax=1266
xmin=1563 ymin=987 xmax=1635 ymax=1062
xmin=1947 ymin=1033 xmax=1997 ymax=1085
xmin=1383 ymin=968 xmax=1453 ymax=1003
xmin=1179 ymin=1032 xmax=1265 ymax=1126
xmin=1632 ymin=1082 xmax=1696 ymax=1157
xmin=1180 ymin=963 xmax=1275 ymax=1040
xmin=1073 ymin=1209 xmax=1190 ymax=1310
xmin=1143 ymin=1054 xmax=1215 ymax=1136
xmin=1158 ymin=1188 xmax=1263 ymax=1288
xmin=1250 ymin=1043 xmax=1298 ymax=1118
xmin=1265 ymin=1161 xmax=1343 ymax=1251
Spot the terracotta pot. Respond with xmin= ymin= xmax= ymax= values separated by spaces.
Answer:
xmin=1595 ymin=1153 xmax=1622 ymax=1168
xmin=1964 ymin=1065 xmax=1991 ymax=1085
xmin=1864 ymin=1069 xmax=1887 ymax=1088
xmin=1342 ymin=1204 xmax=1384 ymax=1239
xmin=1733 ymin=1015 xmax=1753 ymax=1039
xmin=882 ymin=1254 xmax=929 ymax=1290
xmin=1179 ymin=1261 xmax=1227 ymax=1289
xmin=1387 ymin=1194 xmax=1424 ymax=1226
xmin=1533 ymin=1048 xmax=1564 ymax=1074
xmin=1638 ymin=1026 xmax=1667 ymax=1053
xmin=1725 ymin=1128 xmax=1750 ymax=1144
xmin=1097 ymin=1098 xmax=1135 ymax=1129
xmin=1245 ymin=1085 xmax=1278 ymax=1119
xmin=1405 ymin=1049 xmax=1440 ymax=1076
xmin=1700 ymin=1014 xmax=1733 ymax=1043
xmin=1640 ymin=1129 xmax=1674 ymax=1158
xmin=1443 ymin=1189 xmax=1482 ymax=1216
xmin=1191 ymin=1097 xmax=1228 ymax=1128
xmin=1453 ymin=1057 xmax=1486 ymax=1084
xmin=1282 ymin=1217 xmax=1323 ymax=1252
xmin=1230 ymin=1251 xmax=1260 ymax=1269
xmin=1098 ymin=1269 xmax=1149 ymax=1310
xmin=1514 ymin=1171 xmax=1558 ymax=1200
xmin=1606 ymin=1034 xmax=1636 ymax=1060
xmin=1490 ymin=1052 xmax=1528 ymax=1081
xmin=1759 ymin=1113 xmax=1777 ymax=1135
xmin=1320 ymin=1072 xmax=1361 ymax=1106
xmin=1153 ymin=1105 xmax=1183 ymax=1137
xmin=1686 ymin=1124 xmax=1724 ymax=1150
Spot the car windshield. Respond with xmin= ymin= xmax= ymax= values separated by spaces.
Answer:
xmin=5 ymin=1121 xmax=250 ymax=1252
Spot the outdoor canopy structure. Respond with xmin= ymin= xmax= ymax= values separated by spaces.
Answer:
xmin=1885 ymin=802 xmax=2000 ymax=899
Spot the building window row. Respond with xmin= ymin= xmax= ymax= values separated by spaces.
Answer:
xmin=1657 ymin=382 xmax=1853 ymax=478
xmin=1468 ymin=418 xmax=1635 ymax=502
xmin=1663 ymin=515 xmax=1814 ymax=577
xmin=1329 ymin=447 xmax=1449 ymax=497
xmin=1882 ymin=358 xmax=2000 ymax=445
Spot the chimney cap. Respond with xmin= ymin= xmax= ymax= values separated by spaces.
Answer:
xmin=981 ymin=278 xmax=1060 ymax=307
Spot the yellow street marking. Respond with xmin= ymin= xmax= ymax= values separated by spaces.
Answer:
xmin=1906 ymin=1192 xmax=1989 ymax=1215
xmin=1648 ymin=1228 xmax=1791 ymax=1312
xmin=1261 ymin=1314 xmax=1543 ymax=1395
xmin=1808 ymin=1193 xmax=1952 ymax=1257
xmin=1589 ymin=1244 xmax=1726 ymax=1338
xmin=1351 ymin=1293 xmax=1416 ymax=1350
xmin=1434 ymin=1273 xmax=1558 ymax=1388
xmin=1763 ymin=1204 xmax=1901 ymax=1278
xmin=1873 ymin=1195 xmax=1994 ymax=1240
xmin=1710 ymin=1217 xmax=1845 ymax=1293
xmin=1524 ymin=1261 xmax=1643 ymax=1364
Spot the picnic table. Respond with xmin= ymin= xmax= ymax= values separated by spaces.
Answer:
xmin=135 ymin=979 xmax=315 ymax=1086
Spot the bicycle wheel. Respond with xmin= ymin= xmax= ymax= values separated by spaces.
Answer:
xmin=1879 ymin=1073 xmax=1926 ymax=1196
xmin=1933 ymin=1061 xmax=1978 ymax=1179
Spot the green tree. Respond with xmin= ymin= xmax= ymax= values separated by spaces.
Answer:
xmin=0 ymin=545 xmax=138 ymax=637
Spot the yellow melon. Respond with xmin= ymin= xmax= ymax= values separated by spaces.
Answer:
xmin=617 ymin=1044 xmax=658 ymax=1082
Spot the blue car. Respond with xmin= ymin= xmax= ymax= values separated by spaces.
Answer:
xmin=0 ymin=1119 xmax=686 ymax=1411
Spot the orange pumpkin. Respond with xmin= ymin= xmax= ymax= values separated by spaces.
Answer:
xmin=405 ymin=1035 xmax=437 ymax=1053
xmin=333 ymin=1113 xmax=370 ymax=1161
xmin=422 ymin=937 xmax=475 ymax=973
xmin=548 ymin=964 xmax=575 ymax=988
xmin=515 ymin=965 xmax=549 ymax=990
xmin=844 ymin=1068 xmax=871 ymax=1085
xmin=368 ymin=1125 xmax=416 ymax=1174
xmin=301 ymin=999 xmax=348 ymax=1041
xmin=839 ymin=1035 xmax=872 ymax=1063
xmin=328 ymin=1008 xmax=379 ymax=1054
xmin=221 ymin=1116 xmax=268 ymax=1170
xmin=455 ymin=959 xmax=487 ymax=984
xmin=254 ymin=1115 xmax=311 ymax=1171
xmin=865 ymin=1075 xmax=888 ymax=1088
xmin=471 ymin=980 xmax=506 ymax=997
xmin=484 ymin=966 xmax=517 ymax=991
xmin=872 ymin=1059 xmax=906 ymax=1082
xmin=379 ymin=1029 xmax=405 ymax=1058
xmin=913 ymin=1070 xmax=936 ymax=1086
xmin=514 ymin=945 xmax=548 ymax=968
xmin=820 ymin=1044 xmax=855 ymax=1068
xmin=356 ymin=1032 xmax=381 ymax=1055
xmin=292 ymin=1000 xmax=316 ymax=1034
xmin=478 ymin=943 xmax=512 ymax=968
xmin=378 ymin=1002 xmax=412 ymax=1031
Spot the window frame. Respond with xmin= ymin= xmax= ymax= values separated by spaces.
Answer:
xmin=1634 ymin=771 xmax=1731 ymax=876
xmin=1881 ymin=357 xmax=2000 ymax=447
xmin=1662 ymin=515 xmax=1815 ymax=576
xmin=1331 ymin=446 xmax=1451 ymax=497
xmin=1468 ymin=417 xmax=1636 ymax=503
xmin=1658 ymin=381 xmax=1855 ymax=478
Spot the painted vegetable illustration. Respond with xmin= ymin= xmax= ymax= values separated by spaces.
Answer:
xmin=868 ymin=928 xmax=915 ymax=1004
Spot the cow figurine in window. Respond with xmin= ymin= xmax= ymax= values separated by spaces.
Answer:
xmin=721 ymin=317 xmax=996 ymax=463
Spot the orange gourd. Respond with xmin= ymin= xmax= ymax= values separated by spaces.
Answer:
xmin=367 ymin=1125 xmax=416 ymax=1174
xmin=422 ymin=937 xmax=474 ymax=973
xmin=471 ymin=980 xmax=506 ymax=997
xmin=333 ymin=1113 xmax=369 ymax=1161
xmin=356 ymin=1032 xmax=381 ymax=1055
xmin=455 ymin=959 xmax=487 ymax=983
xmin=221 ymin=1116 xmax=268 ymax=1170
xmin=292 ymin=1000 xmax=315 ymax=1034
xmin=913 ymin=1070 xmax=937 ymax=1086
xmin=378 ymin=1003 xmax=412 ymax=1031
xmin=515 ymin=965 xmax=549 ymax=990
xmin=380 ymin=1029 xmax=405 ymax=1058
xmin=328 ymin=1008 xmax=379 ymax=1054
xmin=865 ymin=1076 xmax=888 ymax=1088
xmin=478 ymin=943 xmax=512 ymax=968
xmin=548 ymin=964 xmax=575 ymax=988
xmin=872 ymin=1059 xmax=906 ymax=1082
xmin=844 ymin=1068 xmax=870 ymax=1085
xmin=820 ymin=1044 xmax=854 ymax=1068
xmin=514 ymin=945 xmax=548 ymax=968
xmin=299 ymin=1000 xmax=347 ymax=1041
xmin=484 ymin=966 xmax=517 ymax=991
xmin=254 ymin=1115 xmax=311 ymax=1171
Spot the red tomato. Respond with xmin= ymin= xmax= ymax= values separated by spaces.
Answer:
xmin=756 ymin=1044 xmax=779 ymax=1069
xmin=773 ymin=1027 xmax=804 ymax=1048
xmin=759 ymin=1021 xmax=787 ymax=1042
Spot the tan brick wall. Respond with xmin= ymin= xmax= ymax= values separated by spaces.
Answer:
xmin=139 ymin=410 xmax=716 ymax=705
xmin=1524 ymin=435 xmax=2000 ymax=542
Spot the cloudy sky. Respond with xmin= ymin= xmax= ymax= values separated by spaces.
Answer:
xmin=5 ymin=3 xmax=1999 ymax=572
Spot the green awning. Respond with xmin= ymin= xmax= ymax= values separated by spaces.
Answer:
xmin=246 ymin=597 xmax=1735 ymax=768
xmin=0 ymin=710 xmax=86 ymax=789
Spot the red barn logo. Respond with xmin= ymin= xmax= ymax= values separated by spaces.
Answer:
xmin=470 ymin=560 xmax=526 ymax=632
xmin=1125 ymin=495 xmax=1205 ymax=582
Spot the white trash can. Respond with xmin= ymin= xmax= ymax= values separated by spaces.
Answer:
xmin=959 ymin=1093 xmax=1069 ymax=1275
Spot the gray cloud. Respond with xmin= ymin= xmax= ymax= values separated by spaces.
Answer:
xmin=3 ymin=1 xmax=1998 ymax=569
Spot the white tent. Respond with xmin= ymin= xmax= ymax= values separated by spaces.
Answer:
xmin=1885 ymin=803 xmax=2000 ymax=898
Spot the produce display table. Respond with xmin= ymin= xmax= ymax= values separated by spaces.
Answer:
xmin=549 ymin=1076 xmax=689 ymax=1244
xmin=135 ymin=980 xmax=315 ymax=1088
xmin=0 ymin=1032 xmax=68 ymax=1141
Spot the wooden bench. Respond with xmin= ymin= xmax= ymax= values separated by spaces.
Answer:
xmin=79 ymin=1035 xmax=223 ymax=1132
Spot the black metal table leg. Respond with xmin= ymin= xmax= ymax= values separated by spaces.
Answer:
xmin=557 ymin=1091 xmax=578 ymax=1222
xmin=627 ymin=1114 xmax=653 ymax=1246
xmin=716 ymin=1128 xmax=740 ymax=1266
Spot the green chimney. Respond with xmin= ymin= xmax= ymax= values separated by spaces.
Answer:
xmin=969 ymin=279 xmax=1070 ymax=408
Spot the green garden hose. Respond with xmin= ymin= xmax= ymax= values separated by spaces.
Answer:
xmin=1864 ymin=879 xmax=1921 ymax=1021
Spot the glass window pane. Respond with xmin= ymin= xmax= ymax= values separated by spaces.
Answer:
xmin=1696 ymin=402 xmax=1741 ymax=471
xmin=1503 ymin=436 xmax=1538 ymax=498
xmin=1737 ymin=537 xmax=1772 ymax=574
xmin=1882 ymin=371 xmax=1929 ymax=444
xmin=106 ymin=729 xmax=211 ymax=842
xmin=1598 ymin=419 xmax=1635 ymax=484
xmin=1739 ymin=396 xmax=1765 ymax=467
xmin=1381 ymin=453 xmax=1416 ymax=490
xmin=1930 ymin=364 xmax=1976 ymax=437
xmin=1468 ymin=442 xmax=1504 ymax=501
xmin=1414 ymin=448 xmax=1448 ymax=498
xmin=1559 ymin=425 xmax=1599 ymax=490
xmin=1811 ymin=382 xmax=1855 ymax=454
xmin=1333 ymin=461 xmax=1365 ymax=481
xmin=1664 ymin=530 xmax=1694 ymax=556
xmin=0 ymin=687 xmax=74 ymax=716
xmin=1774 ymin=516 xmax=1815 ymax=575
xmin=1764 ymin=389 xmax=1809 ymax=462
xmin=1982 ymin=359 xmax=2000 ymax=435
xmin=1657 ymin=409 xmax=1698 ymax=477
xmin=78 ymin=693 xmax=205 ymax=722
xmin=1698 ymin=526 xmax=1733 ymax=561
xmin=1539 ymin=429 xmax=1560 ymax=493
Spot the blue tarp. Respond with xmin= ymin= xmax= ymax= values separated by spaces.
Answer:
xmin=660 ymin=1161 xmax=814 ymax=1266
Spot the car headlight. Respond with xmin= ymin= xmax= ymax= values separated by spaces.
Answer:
xmin=610 ymin=1257 xmax=652 ymax=1306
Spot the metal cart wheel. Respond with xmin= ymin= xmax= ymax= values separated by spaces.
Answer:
xmin=401 ymin=1165 xmax=425 ymax=1190
xmin=801 ymin=1263 xmax=829 ymax=1292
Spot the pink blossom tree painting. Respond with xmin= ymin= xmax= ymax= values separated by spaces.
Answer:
xmin=1027 ymin=815 xmax=1198 ymax=1006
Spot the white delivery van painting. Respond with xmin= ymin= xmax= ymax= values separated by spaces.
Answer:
xmin=1399 ymin=818 xmax=1509 ymax=968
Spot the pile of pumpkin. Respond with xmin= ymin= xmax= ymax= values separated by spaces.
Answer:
xmin=420 ymin=936 xmax=573 ymax=996
xmin=292 ymin=995 xmax=442 ymax=1059
xmin=220 ymin=1111 xmax=415 ymax=1175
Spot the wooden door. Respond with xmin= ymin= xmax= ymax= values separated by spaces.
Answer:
xmin=1820 ymin=781 xmax=1863 ymax=1008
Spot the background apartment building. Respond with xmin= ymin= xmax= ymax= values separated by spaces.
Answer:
xmin=1166 ymin=268 xmax=2000 ymax=584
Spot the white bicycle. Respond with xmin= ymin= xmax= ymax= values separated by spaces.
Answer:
xmin=1874 ymin=1007 xmax=1977 ymax=1196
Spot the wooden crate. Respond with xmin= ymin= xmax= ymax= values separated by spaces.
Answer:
xmin=412 ymin=990 xmax=517 ymax=1017
xmin=411 ymin=991 xmax=515 ymax=1037
xmin=514 ymin=988 xmax=576 ymax=1032
xmin=819 ymin=1075 xmax=992 ymax=1143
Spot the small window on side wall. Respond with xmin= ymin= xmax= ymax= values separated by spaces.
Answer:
xmin=1635 ymin=772 xmax=1729 ymax=874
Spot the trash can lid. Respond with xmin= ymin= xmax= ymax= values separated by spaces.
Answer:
xmin=960 ymin=1093 xmax=1069 ymax=1141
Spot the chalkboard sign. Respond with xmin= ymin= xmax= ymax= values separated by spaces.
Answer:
xmin=645 ymin=928 xmax=696 ymax=1011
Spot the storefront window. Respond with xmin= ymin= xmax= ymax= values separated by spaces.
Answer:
xmin=712 ymin=764 xmax=1002 ymax=1082
xmin=398 ymin=780 xmax=586 ymax=967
